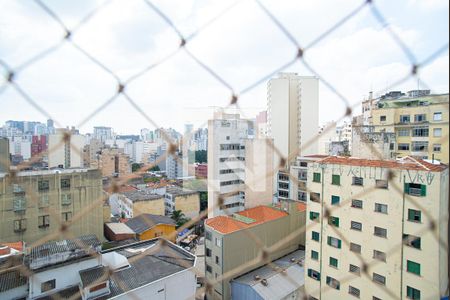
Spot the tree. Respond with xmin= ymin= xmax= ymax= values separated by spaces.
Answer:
xmin=131 ymin=163 xmax=142 ymax=172
xmin=171 ymin=210 xmax=189 ymax=228
xmin=147 ymin=165 xmax=160 ymax=172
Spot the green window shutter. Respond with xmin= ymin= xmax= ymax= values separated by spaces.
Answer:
xmin=404 ymin=183 xmax=410 ymax=194
xmin=408 ymin=209 xmax=413 ymax=220
xmin=311 ymin=250 xmax=319 ymax=260
xmin=420 ymin=185 xmax=426 ymax=196
xmin=332 ymin=175 xmax=340 ymax=185
xmin=337 ymin=239 xmax=342 ymax=248
xmin=327 ymin=236 xmax=331 ymax=245
xmin=331 ymin=195 xmax=340 ymax=205
xmin=317 ymin=272 xmax=321 ymax=280
xmin=308 ymin=269 xmax=312 ymax=277
xmin=335 ymin=217 xmax=339 ymax=227
xmin=330 ymin=257 xmax=338 ymax=268
xmin=313 ymin=173 xmax=321 ymax=182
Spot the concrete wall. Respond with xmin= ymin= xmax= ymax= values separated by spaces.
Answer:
xmin=133 ymin=198 xmax=165 ymax=217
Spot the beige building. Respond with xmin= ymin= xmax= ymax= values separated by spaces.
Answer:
xmin=304 ymin=156 xmax=448 ymax=300
xmin=369 ymin=92 xmax=448 ymax=163
xmin=97 ymin=147 xmax=131 ymax=178
xmin=204 ymin=200 xmax=306 ymax=300
xmin=351 ymin=127 xmax=396 ymax=160
xmin=0 ymin=168 xmax=104 ymax=243
xmin=164 ymin=187 xmax=200 ymax=219
xmin=118 ymin=190 xmax=165 ymax=218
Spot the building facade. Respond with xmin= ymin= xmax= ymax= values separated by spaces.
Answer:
xmin=304 ymin=156 xmax=448 ymax=300
xmin=0 ymin=168 xmax=104 ymax=243
xmin=164 ymin=187 xmax=200 ymax=220
xmin=48 ymin=130 xmax=85 ymax=168
xmin=204 ymin=201 xmax=306 ymax=300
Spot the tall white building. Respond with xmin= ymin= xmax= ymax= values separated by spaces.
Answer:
xmin=267 ymin=73 xmax=319 ymax=167
xmin=48 ymin=130 xmax=85 ymax=168
xmin=132 ymin=141 xmax=157 ymax=163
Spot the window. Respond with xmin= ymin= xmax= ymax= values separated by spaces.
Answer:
xmin=278 ymin=173 xmax=289 ymax=182
xmin=298 ymin=181 xmax=307 ymax=191
xmin=62 ymin=212 xmax=72 ymax=222
xmin=307 ymin=269 xmax=320 ymax=281
xmin=300 ymin=161 xmax=308 ymax=167
xmin=310 ymin=193 xmax=320 ymax=203
xmin=412 ymin=127 xmax=429 ymax=137
xmin=433 ymin=112 xmax=442 ymax=121
xmin=279 ymin=190 xmax=289 ymax=198
xmin=311 ymin=250 xmax=319 ymax=260
xmin=374 ymin=203 xmax=388 ymax=214
xmin=349 ymin=286 xmax=360 ymax=298
xmin=398 ymin=143 xmax=410 ymax=151
xmin=38 ymin=180 xmax=49 ymax=191
xmin=403 ymin=234 xmax=421 ymax=249
xmin=411 ymin=141 xmax=428 ymax=152
xmin=206 ymin=264 xmax=212 ymax=273
xmin=206 ymin=248 xmax=212 ymax=257
xmin=39 ymin=195 xmax=49 ymax=208
xmin=349 ymin=264 xmax=360 ymax=275
xmin=374 ymin=226 xmax=387 ymax=238
xmin=220 ymin=143 xmax=241 ymax=150
xmin=298 ymin=191 xmax=307 ymax=201
xmin=433 ymin=128 xmax=442 ymax=137
xmin=331 ymin=175 xmax=340 ymax=185
xmin=433 ymin=144 xmax=441 ymax=152
xmin=350 ymin=243 xmax=361 ymax=253
xmin=215 ymin=256 xmax=220 ymax=265
xmin=350 ymin=221 xmax=362 ymax=231
xmin=38 ymin=215 xmax=50 ymax=228
xmin=41 ymin=279 xmax=56 ymax=292
xmin=373 ymin=273 xmax=386 ymax=285
xmin=406 ymin=260 xmax=420 ymax=275
xmin=375 ymin=180 xmax=388 ymax=189
xmin=279 ymin=182 xmax=289 ymax=190
xmin=380 ymin=115 xmax=386 ymax=122
xmin=61 ymin=194 xmax=72 ymax=205
xmin=215 ymin=237 xmax=222 ymax=247
xmin=326 ymin=276 xmax=340 ymax=290
xmin=313 ymin=172 xmax=321 ymax=183
xmin=352 ymin=177 xmax=363 ymax=186
xmin=329 ymin=216 xmax=339 ymax=227
xmin=414 ymin=114 xmax=426 ymax=122
xmin=13 ymin=194 xmax=26 ymax=212
xmin=312 ymin=231 xmax=320 ymax=242
xmin=60 ymin=178 xmax=70 ymax=189
xmin=309 ymin=211 xmax=320 ymax=221
xmin=331 ymin=195 xmax=340 ymax=205
xmin=205 ymin=231 xmax=212 ymax=241
xmin=329 ymin=257 xmax=338 ymax=268
xmin=373 ymin=250 xmax=386 ymax=262
xmin=407 ymin=286 xmax=421 ymax=299
xmin=351 ymin=199 xmax=363 ymax=209
xmin=298 ymin=170 xmax=307 ymax=181
xmin=327 ymin=236 xmax=341 ymax=248
xmin=405 ymin=183 xmax=426 ymax=197
xmin=400 ymin=115 xmax=410 ymax=123
xmin=398 ymin=129 xmax=410 ymax=136
xmin=14 ymin=219 xmax=26 ymax=232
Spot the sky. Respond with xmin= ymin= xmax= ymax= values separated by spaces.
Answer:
xmin=0 ymin=0 xmax=448 ymax=134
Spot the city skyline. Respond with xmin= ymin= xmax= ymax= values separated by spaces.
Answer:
xmin=0 ymin=0 xmax=448 ymax=133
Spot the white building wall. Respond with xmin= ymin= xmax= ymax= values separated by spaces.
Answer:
xmin=29 ymin=257 xmax=99 ymax=299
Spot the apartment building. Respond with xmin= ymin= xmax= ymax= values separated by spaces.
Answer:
xmin=369 ymin=92 xmax=448 ymax=163
xmin=117 ymin=190 xmax=165 ymax=218
xmin=97 ymin=147 xmax=131 ymax=178
xmin=304 ymin=156 xmax=448 ymax=300
xmin=267 ymin=73 xmax=319 ymax=168
xmin=204 ymin=200 xmax=306 ymax=300
xmin=164 ymin=187 xmax=200 ymax=219
xmin=48 ymin=130 xmax=85 ymax=168
xmin=0 ymin=168 xmax=103 ymax=243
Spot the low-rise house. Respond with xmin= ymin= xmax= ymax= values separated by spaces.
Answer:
xmin=104 ymin=223 xmax=135 ymax=242
xmin=0 ymin=235 xmax=197 ymax=300
xmin=231 ymin=250 xmax=305 ymax=300
xmin=119 ymin=190 xmax=165 ymax=218
xmin=164 ymin=187 xmax=200 ymax=219
xmin=125 ymin=214 xmax=177 ymax=242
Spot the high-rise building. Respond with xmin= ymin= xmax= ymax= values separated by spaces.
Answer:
xmin=267 ymin=73 xmax=319 ymax=168
xmin=207 ymin=113 xmax=249 ymax=217
xmin=303 ymin=156 xmax=448 ymax=300
xmin=255 ymin=110 xmax=268 ymax=138
xmin=48 ymin=130 xmax=85 ymax=168
xmin=93 ymin=126 xmax=113 ymax=143
xmin=370 ymin=92 xmax=448 ymax=163
xmin=31 ymin=135 xmax=47 ymax=157
xmin=0 ymin=168 xmax=104 ymax=243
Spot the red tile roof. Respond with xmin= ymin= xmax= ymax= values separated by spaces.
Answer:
xmin=205 ymin=206 xmax=288 ymax=234
xmin=318 ymin=156 xmax=447 ymax=172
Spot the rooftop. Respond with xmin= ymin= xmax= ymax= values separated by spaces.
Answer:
xmin=105 ymin=222 xmax=135 ymax=235
xmin=125 ymin=214 xmax=175 ymax=234
xmin=122 ymin=190 xmax=164 ymax=202
xmin=165 ymin=186 xmax=198 ymax=197
xmin=231 ymin=250 xmax=305 ymax=299
xmin=317 ymin=156 xmax=447 ymax=172
xmin=0 ymin=168 xmax=95 ymax=178
xmin=206 ymin=205 xmax=293 ymax=234
xmin=0 ymin=268 xmax=27 ymax=293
